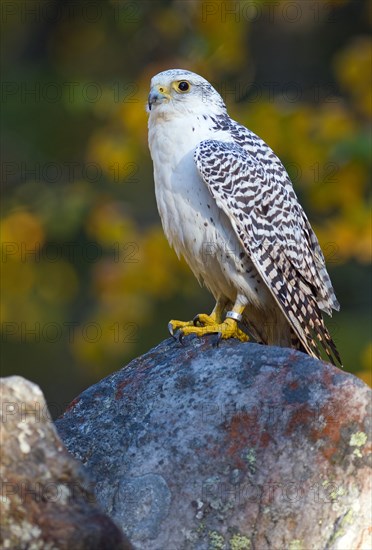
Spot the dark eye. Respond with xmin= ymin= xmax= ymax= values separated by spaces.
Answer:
xmin=177 ymin=81 xmax=190 ymax=92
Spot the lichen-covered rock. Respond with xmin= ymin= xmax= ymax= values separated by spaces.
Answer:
xmin=56 ymin=338 xmax=372 ymax=550
xmin=0 ymin=376 xmax=132 ymax=550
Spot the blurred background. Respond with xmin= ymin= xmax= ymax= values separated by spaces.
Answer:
xmin=1 ymin=0 xmax=371 ymax=416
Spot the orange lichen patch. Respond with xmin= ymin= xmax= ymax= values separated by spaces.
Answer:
xmin=320 ymin=365 xmax=335 ymax=387
xmin=223 ymin=411 xmax=271 ymax=467
xmin=285 ymin=405 xmax=316 ymax=436
xmin=320 ymin=443 xmax=339 ymax=461
xmin=309 ymin=400 xmax=346 ymax=461
xmin=226 ymin=413 xmax=253 ymax=465
xmin=355 ymin=526 xmax=372 ymax=549
xmin=260 ymin=432 xmax=271 ymax=449
xmin=361 ymin=444 xmax=372 ymax=457
xmin=229 ymin=413 xmax=256 ymax=447
xmin=309 ymin=384 xmax=369 ymax=461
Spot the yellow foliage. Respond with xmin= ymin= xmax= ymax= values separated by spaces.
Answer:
xmin=0 ymin=211 xmax=45 ymax=260
xmin=309 ymin=163 xmax=366 ymax=212
xmin=119 ymin=98 xmax=149 ymax=144
xmin=315 ymin=207 xmax=371 ymax=264
xmin=194 ymin=0 xmax=247 ymax=71
xmin=153 ymin=7 xmax=186 ymax=38
xmin=334 ymin=36 xmax=372 ymax=117
xmin=87 ymin=131 xmax=136 ymax=181
xmin=90 ymin=226 xmax=188 ymax=310
xmin=0 ymin=211 xmax=45 ymax=319
xmin=1 ymin=260 xmax=36 ymax=296
xmin=243 ymin=102 xmax=284 ymax=155
xmin=85 ymin=200 xmax=138 ymax=246
xmin=140 ymin=227 xmax=189 ymax=295
xmin=71 ymin=307 xmax=143 ymax=374
xmin=358 ymin=343 xmax=372 ymax=387
xmin=35 ymin=261 xmax=79 ymax=305
xmin=315 ymin=103 xmax=357 ymax=142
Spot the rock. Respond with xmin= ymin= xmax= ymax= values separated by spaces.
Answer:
xmin=0 ymin=376 xmax=132 ymax=550
xmin=56 ymin=338 xmax=372 ymax=550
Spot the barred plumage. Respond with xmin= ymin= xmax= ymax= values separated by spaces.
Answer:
xmin=195 ymin=139 xmax=341 ymax=364
xmin=147 ymin=69 xmax=342 ymax=366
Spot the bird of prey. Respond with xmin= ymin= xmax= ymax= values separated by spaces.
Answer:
xmin=147 ymin=69 xmax=342 ymax=366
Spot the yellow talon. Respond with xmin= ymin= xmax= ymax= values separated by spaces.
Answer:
xmin=169 ymin=316 xmax=249 ymax=343
xmin=168 ymin=319 xmax=194 ymax=336
xmin=168 ymin=312 xmax=219 ymax=335
xmin=193 ymin=313 xmax=220 ymax=326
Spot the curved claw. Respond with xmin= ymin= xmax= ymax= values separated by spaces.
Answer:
xmin=213 ymin=332 xmax=222 ymax=348
xmin=193 ymin=314 xmax=200 ymax=326
xmin=168 ymin=322 xmax=175 ymax=338
xmin=173 ymin=329 xmax=185 ymax=346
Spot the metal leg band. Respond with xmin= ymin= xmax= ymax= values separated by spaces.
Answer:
xmin=225 ymin=310 xmax=243 ymax=322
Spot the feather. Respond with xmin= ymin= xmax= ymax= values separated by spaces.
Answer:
xmin=194 ymin=138 xmax=342 ymax=366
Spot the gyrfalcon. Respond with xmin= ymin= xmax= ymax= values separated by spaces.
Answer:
xmin=147 ymin=68 xmax=341 ymax=366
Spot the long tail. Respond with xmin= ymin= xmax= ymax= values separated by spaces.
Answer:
xmin=240 ymin=304 xmax=342 ymax=367
xmin=290 ymin=316 xmax=342 ymax=367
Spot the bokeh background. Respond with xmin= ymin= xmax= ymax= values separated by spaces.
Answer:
xmin=1 ymin=0 xmax=371 ymax=416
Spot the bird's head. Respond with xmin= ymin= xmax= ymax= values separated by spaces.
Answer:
xmin=147 ymin=69 xmax=226 ymax=118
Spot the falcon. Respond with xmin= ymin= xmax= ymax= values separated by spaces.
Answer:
xmin=147 ymin=69 xmax=342 ymax=366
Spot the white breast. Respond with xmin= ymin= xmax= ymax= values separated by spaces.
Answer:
xmin=148 ymin=112 xmax=270 ymax=308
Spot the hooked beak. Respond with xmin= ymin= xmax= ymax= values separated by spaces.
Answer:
xmin=148 ymin=85 xmax=171 ymax=110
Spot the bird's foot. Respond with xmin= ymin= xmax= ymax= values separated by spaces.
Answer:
xmin=169 ymin=316 xmax=249 ymax=344
xmin=168 ymin=319 xmax=194 ymax=337
xmin=168 ymin=312 xmax=218 ymax=337
xmin=192 ymin=313 xmax=220 ymax=327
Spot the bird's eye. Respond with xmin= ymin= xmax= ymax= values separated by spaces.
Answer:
xmin=177 ymin=81 xmax=190 ymax=93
